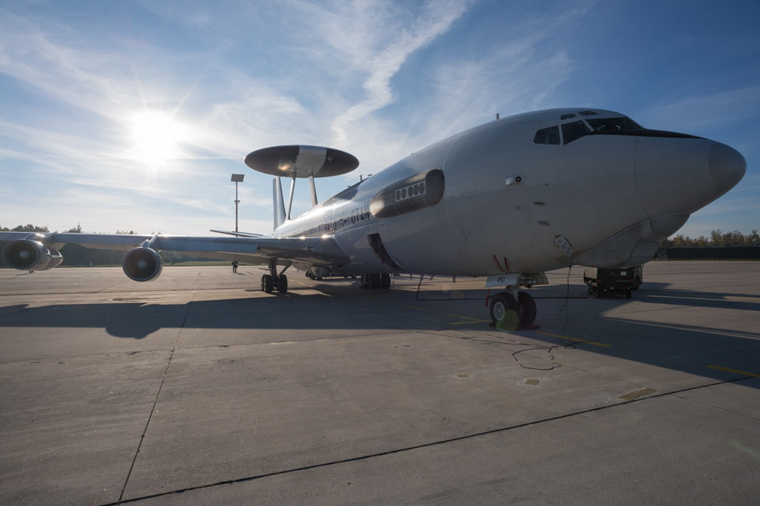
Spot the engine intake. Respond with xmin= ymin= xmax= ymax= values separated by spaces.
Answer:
xmin=122 ymin=247 xmax=163 ymax=282
xmin=2 ymin=240 xmax=63 ymax=271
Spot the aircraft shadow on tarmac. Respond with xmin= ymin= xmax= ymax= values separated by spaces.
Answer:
xmin=1 ymin=283 xmax=758 ymax=388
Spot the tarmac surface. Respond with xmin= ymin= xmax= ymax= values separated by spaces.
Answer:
xmin=0 ymin=261 xmax=758 ymax=505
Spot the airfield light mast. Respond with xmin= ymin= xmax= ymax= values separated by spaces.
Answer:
xmin=231 ymin=174 xmax=245 ymax=232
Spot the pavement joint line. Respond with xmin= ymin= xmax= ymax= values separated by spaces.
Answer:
xmin=404 ymin=305 xmax=426 ymax=311
xmin=103 ymin=374 xmax=756 ymax=506
xmin=117 ymin=291 xmax=196 ymax=503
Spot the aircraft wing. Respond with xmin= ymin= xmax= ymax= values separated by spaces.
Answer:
xmin=149 ymin=235 xmax=349 ymax=265
xmin=0 ymin=231 xmax=154 ymax=250
xmin=0 ymin=231 xmax=349 ymax=268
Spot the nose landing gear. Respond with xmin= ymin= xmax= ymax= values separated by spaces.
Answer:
xmin=360 ymin=273 xmax=392 ymax=289
xmin=489 ymin=290 xmax=537 ymax=330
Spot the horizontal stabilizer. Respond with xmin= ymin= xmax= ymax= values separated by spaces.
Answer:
xmin=209 ymin=229 xmax=263 ymax=238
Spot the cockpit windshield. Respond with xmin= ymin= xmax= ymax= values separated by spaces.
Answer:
xmin=586 ymin=117 xmax=643 ymax=132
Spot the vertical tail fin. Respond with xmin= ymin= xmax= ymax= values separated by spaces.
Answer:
xmin=273 ymin=177 xmax=286 ymax=232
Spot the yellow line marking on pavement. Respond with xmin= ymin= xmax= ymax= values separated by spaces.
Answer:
xmin=707 ymin=365 xmax=760 ymax=378
xmin=725 ymin=296 xmax=760 ymax=303
xmin=535 ymin=331 xmax=612 ymax=347
xmin=404 ymin=305 xmax=426 ymax=311
xmin=450 ymin=314 xmax=483 ymax=321
xmin=650 ymin=295 xmax=760 ymax=303
xmin=449 ymin=314 xmax=491 ymax=325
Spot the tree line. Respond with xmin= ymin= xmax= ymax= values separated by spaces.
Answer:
xmin=661 ymin=229 xmax=759 ymax=247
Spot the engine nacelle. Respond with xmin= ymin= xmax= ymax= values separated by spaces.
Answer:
xmin=122 ymin=247 xmax=163 ymax=282
xmin=309 ymin=266 xmax=330 ymax=279
xmin=2 ymin=240 xmax=63 ymax=271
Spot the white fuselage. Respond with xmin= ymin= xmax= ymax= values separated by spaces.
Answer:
xmin=272 ymin=108 xmax=745 ymax=277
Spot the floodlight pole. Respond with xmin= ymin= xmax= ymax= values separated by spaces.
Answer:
xmin=231 ymin=174 xmax=245 ymax=232
xmin=235 ymin=182 xmax=239 ymax=232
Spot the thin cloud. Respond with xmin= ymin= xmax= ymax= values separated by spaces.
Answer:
xmin=325 ymin=0 xmax=471 ymax=143
xmin=642 ymin=85 xmax=760 ymax=132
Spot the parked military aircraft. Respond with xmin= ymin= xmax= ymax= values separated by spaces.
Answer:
xmin=1 ymin=109 xmax=746 ymax=328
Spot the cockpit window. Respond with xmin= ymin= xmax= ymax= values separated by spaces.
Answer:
xmin=586 ymin=117 xmax=643 ymax=132
xmin=534 ymin=126 xmax=560 ymax=145
xmin=562 ymin=121 xmax=590 ymax=144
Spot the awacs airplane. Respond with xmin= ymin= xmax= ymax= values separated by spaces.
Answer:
xmin=1 ymin=109 xmax=746 ymax=329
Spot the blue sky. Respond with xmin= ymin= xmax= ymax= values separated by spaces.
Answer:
xmin=1 ymin=0 xmax=758 ymax=237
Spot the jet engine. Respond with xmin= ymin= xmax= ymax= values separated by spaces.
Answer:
xmin=2 ymin=239 xmax=63 ymax=271
xmin=122 ymin=247 xmax=163 ymax=282
xmin=307 ymin=266 xmax=330 ymax=279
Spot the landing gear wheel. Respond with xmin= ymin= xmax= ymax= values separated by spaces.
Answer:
xmin=261 ymin=274 xmax=274 ymax=293
xmin=361 ymin=274 xmax=381 ymax=289
xmin=517 ymin=291 xmax=537 ymax=327
xmin=278 ymin=274 xmax=288 ymax=293
xmin=489 ymin=292 xmax=522 ymax=331
xmin=380 ymin=273 xmax=391 ymax=289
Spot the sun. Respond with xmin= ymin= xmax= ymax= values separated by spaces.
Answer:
xmin=129 ymin=111 xmax=187 ymax=168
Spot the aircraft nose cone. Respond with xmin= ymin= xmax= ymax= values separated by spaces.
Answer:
xmin=709 ymin=142 xmax=746 ymax=193
xmin=634 ymin=136 xmax=746 ymax=219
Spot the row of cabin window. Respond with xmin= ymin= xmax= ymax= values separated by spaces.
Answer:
xmin=533 ymin=121 xmax=589 ymax=145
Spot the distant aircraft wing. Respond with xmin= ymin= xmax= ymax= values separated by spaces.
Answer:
xmin=0 ymin=232 xmax=349 ymax=267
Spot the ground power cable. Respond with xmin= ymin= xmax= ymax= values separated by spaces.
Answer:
xmin=397 ymin=268 xmax=600 ymax=370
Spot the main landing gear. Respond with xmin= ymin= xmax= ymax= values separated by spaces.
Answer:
xmin=260 ymin=259 xmax=289 ymax=294
xmin=360 ymin=273 xmax=391 ymax=289
xmin=489 ymin=290 xmax=537 ymax=331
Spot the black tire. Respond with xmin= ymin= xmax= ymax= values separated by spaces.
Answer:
xmin=632 ymin=277 xmax=641 ymax=291
xmin=367 ymin=273 xmax=380 ymax=289
xmin=625 ymin=289 xmax=632 ymax=299
xmin=595 ymin=286 xmax=604 ymax=299
xmin=380 ymin=273 xmax=391 ymax=289
xmin=517 ymin=291 xmax=537 ymax=327
xmin=263 ymin=274 xmax=274 ymax=294
xmin=489 ymin=292 xmax=521 ymax=331
xmin=278 ymin=275 xmax=288 ymax=293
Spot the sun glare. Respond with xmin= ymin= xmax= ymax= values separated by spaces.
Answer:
xmin=129 ymin=111 xmax=187 ymax=168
